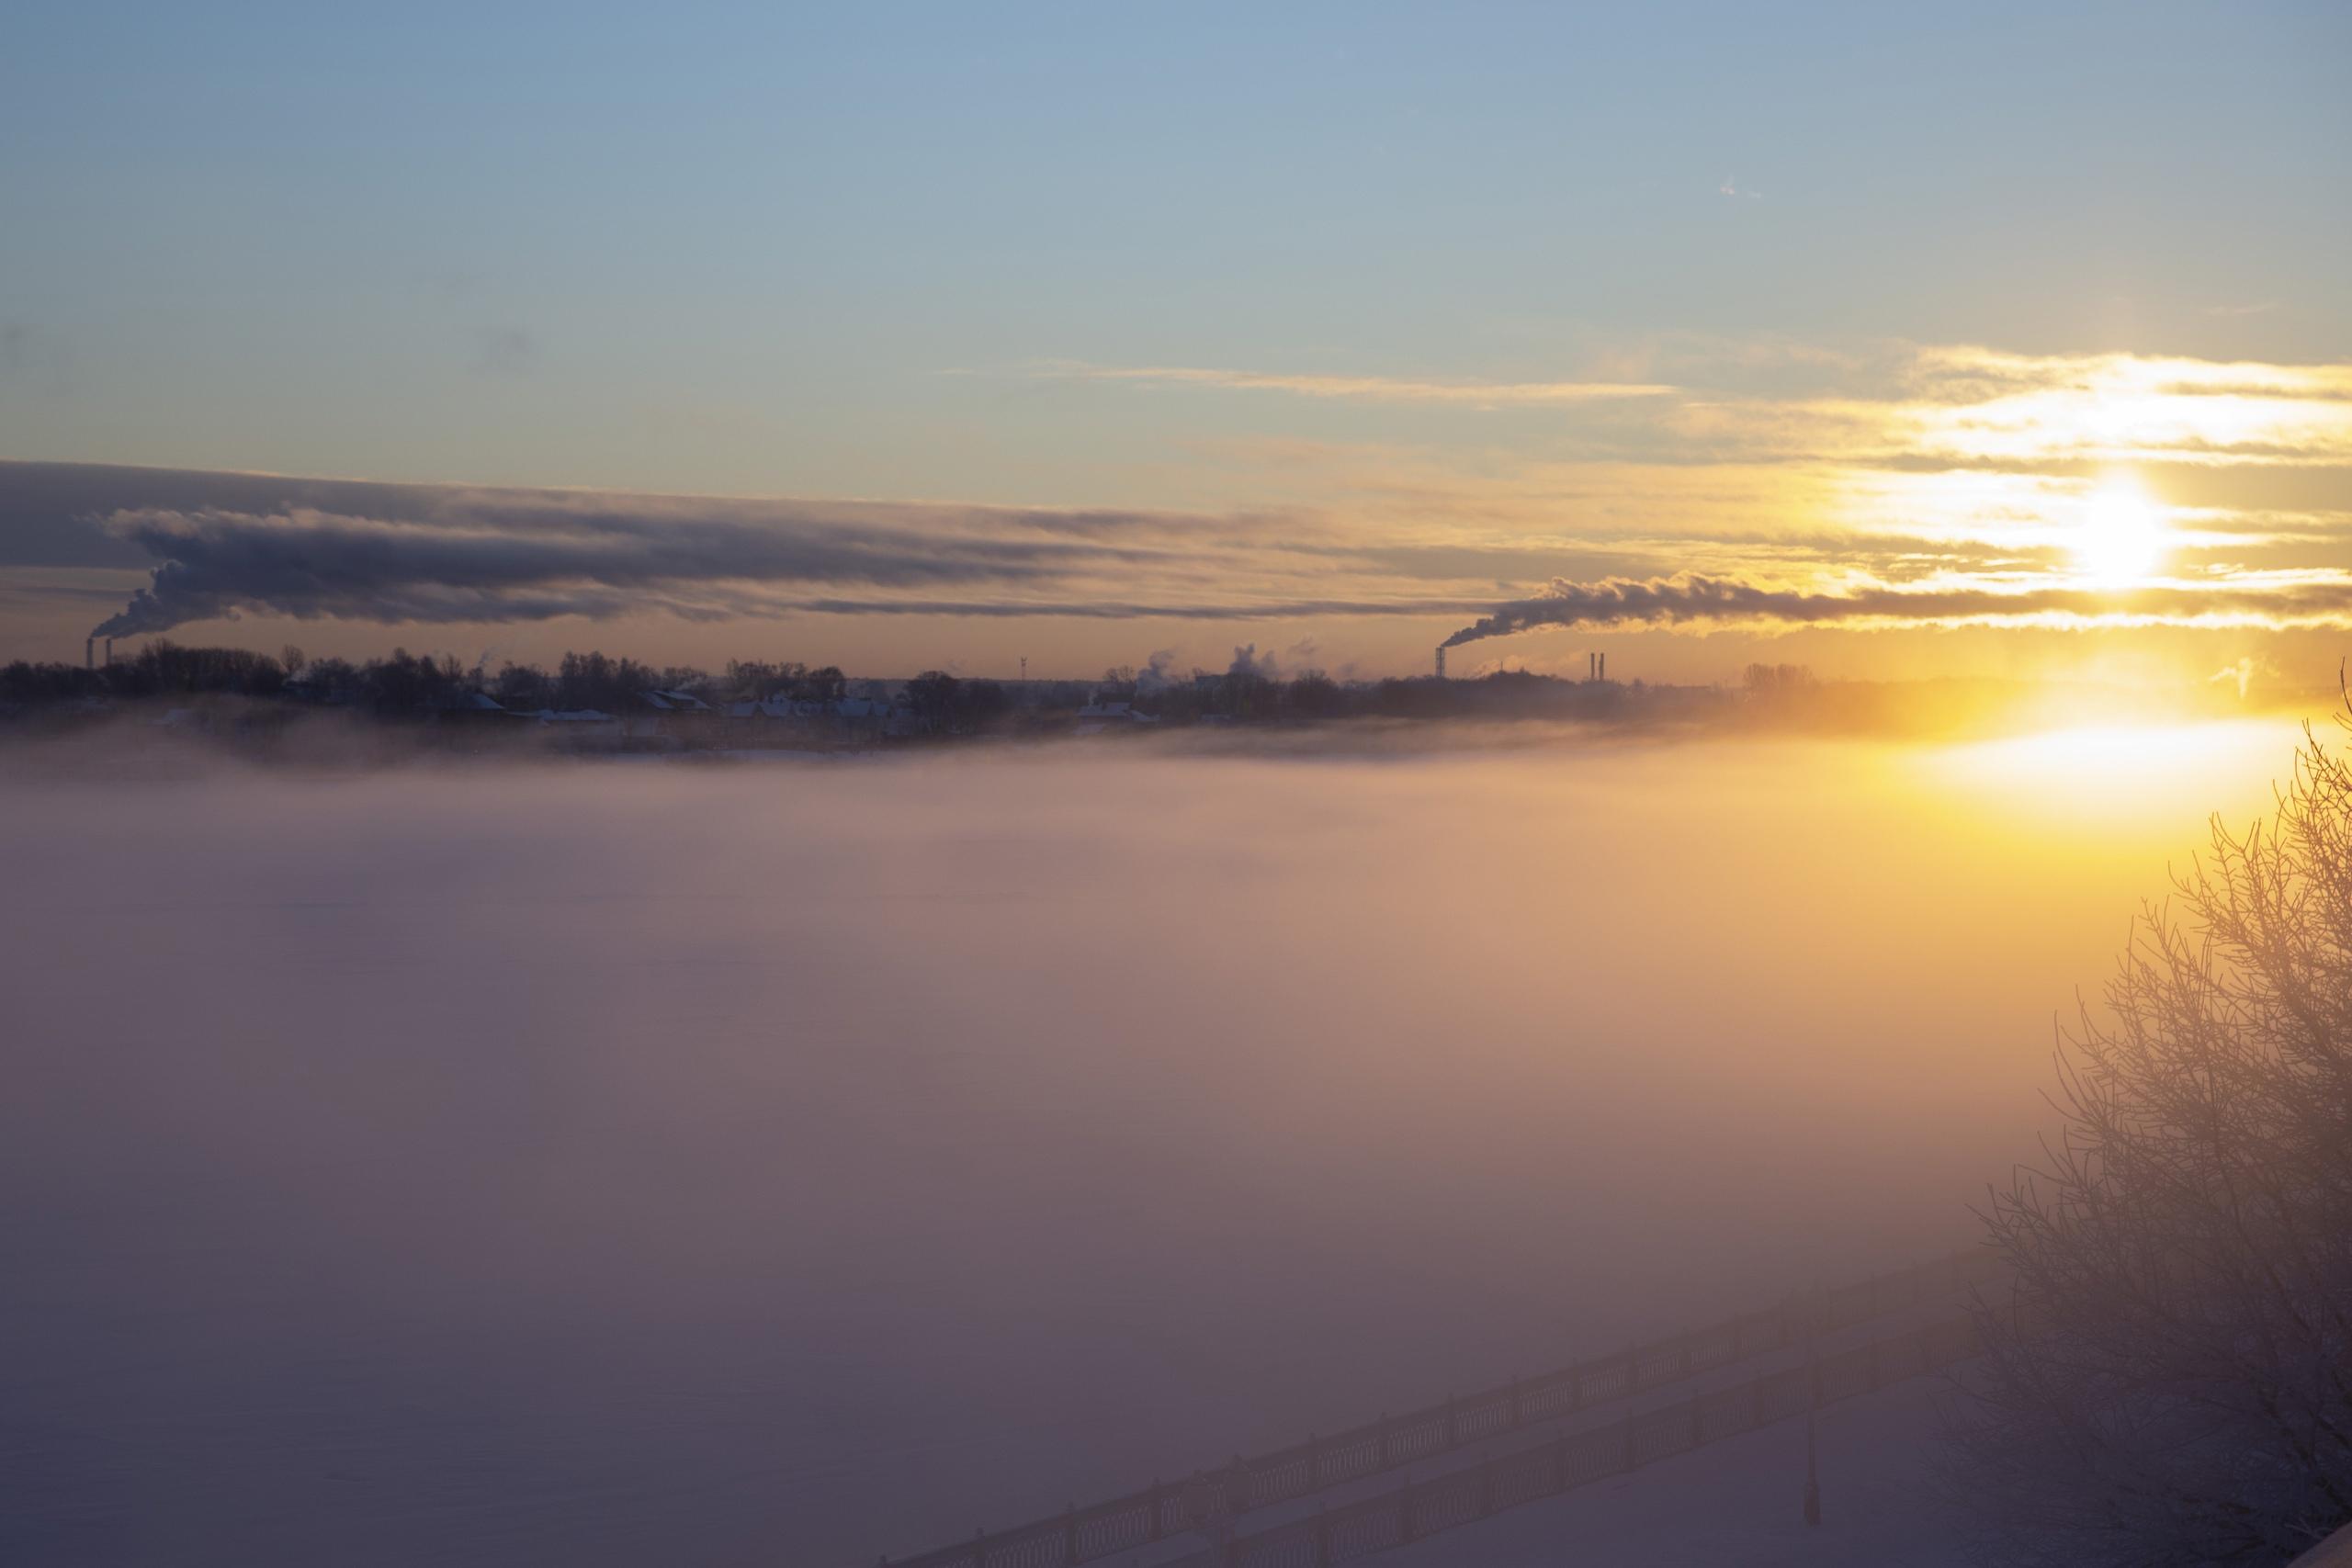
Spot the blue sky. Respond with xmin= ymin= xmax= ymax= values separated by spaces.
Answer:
xmin=4 ymin=2 xmax=2349 ymax=679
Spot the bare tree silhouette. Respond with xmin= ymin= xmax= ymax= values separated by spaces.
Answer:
xmin=1951 ymin=691 xmax=2352 ymax=1566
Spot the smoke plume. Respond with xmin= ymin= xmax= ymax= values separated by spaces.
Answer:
xmin=1439 ymin=574 xmax=2352 ymax=648
xmin=1227 ymin=643 xmax=1280 ymax=680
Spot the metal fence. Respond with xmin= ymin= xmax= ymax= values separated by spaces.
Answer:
xmin=1152 ymin=1311 xmax=1986 ymax=1568
xmin=881 ymin=1247 xmax=2003 ymax=1568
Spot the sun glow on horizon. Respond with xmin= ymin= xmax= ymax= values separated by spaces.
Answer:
xmin=1926 ymin=715 xmax=2293 ymax=828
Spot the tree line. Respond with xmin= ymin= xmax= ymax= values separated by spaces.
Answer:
xmin=0 ymin=643 xmax=854 ymax=714
xmin=3 ymin=641 xmax=1668 ymax=727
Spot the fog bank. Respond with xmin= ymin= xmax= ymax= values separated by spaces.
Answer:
xmin=0 ymin=724 xmax=2298 ymax=1564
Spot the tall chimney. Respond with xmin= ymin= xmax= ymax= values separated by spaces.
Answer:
xmin=1599 ymin=652 xmax=1607 ymax=682
xmin=105 ymin=637 xmax=114 ymax=667
xmin=85 ymin=637 xmax=94 ymax=671
xmin=1434 ymin=646 xmax=1447 ymax=680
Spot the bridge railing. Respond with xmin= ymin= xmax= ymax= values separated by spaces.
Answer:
xmin=880 ymin=1247 xmax=2004 ymax=1568
xmin=1159 ymin=1311 xmax=1986 ymax=1568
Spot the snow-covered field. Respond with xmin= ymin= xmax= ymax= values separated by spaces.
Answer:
xmin=0 ymin=724 xmax=2297 ymax=1564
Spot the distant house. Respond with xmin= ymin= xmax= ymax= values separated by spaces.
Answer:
xmin=711 ymin=692 xmax=918 ymax=744
xmin=430 ymin=690 xmax=526 ymax=727
xmin=717 ymin=693 xmax=841 ymax=747
xmin=621 ymin=688 xmax=716 ymax=750
xmin=1074 ymin=699 xmax=1159 ymax=736
xmin=831 ymin=695 xmax=916 ymax=739
xmin=526 ymin=707 xmax=625 ymax=750
xmin=727 ymin=694 xmax=825 ymax=722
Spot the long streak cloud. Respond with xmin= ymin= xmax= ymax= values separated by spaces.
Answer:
xmin=85 ymin=502 xmax=1205 ymax=637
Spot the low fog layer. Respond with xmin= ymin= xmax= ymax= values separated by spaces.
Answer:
xmin=0 ymin=725 xmax=2297 ymax=1564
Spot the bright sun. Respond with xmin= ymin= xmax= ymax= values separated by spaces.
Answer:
xmin=2073 ymin=483 xmax=2170 ymax=585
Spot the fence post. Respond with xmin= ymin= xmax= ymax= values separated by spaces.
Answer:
xmin=1063 ymin=1504 xmax=1078 ymax=1566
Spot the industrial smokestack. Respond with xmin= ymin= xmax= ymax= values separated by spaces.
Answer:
xmin=85 ymin=637 xmax=94 ymax=671
xmin=105 ymin=637 xmax=114 ymax=667
xmin=1599 ymin=652 xmax=1607 ymax=682
xmin=1434 ymin=646 xmax=1447 ymax=680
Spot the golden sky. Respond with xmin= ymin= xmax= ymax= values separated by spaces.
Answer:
xmin=9 ymin=338 xmax=2348 ymax=692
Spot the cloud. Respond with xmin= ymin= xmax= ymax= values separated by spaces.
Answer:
xmin=1024 ymin=361 xmax=1677 ymax=406
xmin=85 ymin=502 xmax=1220 ymax=637
xmin=1036 ymin=344 xmax=2352 ymax=470
xmin=27 ymin=461 xmax=1504 ymax=638
xmin=19 ymin=322 xmax=2352 ymax=669
xmin=743 ymin=594 xmax=1494 ymax=622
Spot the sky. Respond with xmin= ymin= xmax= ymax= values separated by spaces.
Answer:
xmin=4 ymin=1 xmax=2349 ymax=684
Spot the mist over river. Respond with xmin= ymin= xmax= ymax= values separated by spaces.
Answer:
xmin=0 ymin=721 xmax=2302 ymax=1564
